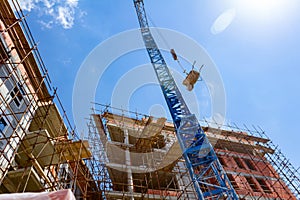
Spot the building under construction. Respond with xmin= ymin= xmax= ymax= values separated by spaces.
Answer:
xmin=0 ymin=0 xmax=300 ymax=199
xmin=87 ymin=105 xmax=300 ymax=200
xmin=0 ymin=0 xmax=97 ymax=199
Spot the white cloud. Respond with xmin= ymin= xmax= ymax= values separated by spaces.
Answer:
xmin=38 ymin=20 xmax=53 ymax=29
xmin=78 ymin=10 xmax=87 ymax=19
xmin=19 ymin=0 xmax=36 ymax=12
xmin=57 ymin=6 xmax=75 ymax=29
xmin=16 ymin=0 xmax=82 ymax=29
xmin=41 ymin=0 xmax=55 ymax=9
xmin=66 ymin=0 xmax=78 ymax=7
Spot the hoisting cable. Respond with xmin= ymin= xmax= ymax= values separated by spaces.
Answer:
xmin=197 ymin=64 xmax=204 ymax=81
xmin=148 ymin=12 xmax=204 ymax=78
xmin=170 ymin=48 xmax=188 ymax=74
xmin=148 ymin=14 xmax=171 ymax=49
xmin=148 ymin=14 xmax=189 ymax=74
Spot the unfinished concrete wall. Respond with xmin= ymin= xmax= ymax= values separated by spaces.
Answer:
xmin=89 ymin=105 xmax=299 ymax=199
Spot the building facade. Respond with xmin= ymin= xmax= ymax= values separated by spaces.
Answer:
xmin=0 ymin=0 xmax=95 ymax=199
xmin=1 ymin=0 xmax=299 ymax=199
xmin=88 ymin=105 xmax=299 ymax=199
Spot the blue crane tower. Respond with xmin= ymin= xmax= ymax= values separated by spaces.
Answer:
xmin=133 ymin=0 xmax=239 ymax=199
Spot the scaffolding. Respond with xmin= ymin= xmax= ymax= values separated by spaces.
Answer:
xmin=0 ymin=0 xmax=96 ymax=199
xmin=87 ymin=103 xmax=300 ymax=200
xmin=1 ymin=0 xmax=300 ymax=199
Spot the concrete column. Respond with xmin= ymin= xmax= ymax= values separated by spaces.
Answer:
xmin=124 ymin=128 xmax=134 ymax=200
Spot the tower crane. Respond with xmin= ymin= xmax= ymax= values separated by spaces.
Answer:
xmin=133 ymin=1 xmax=239 ymax=199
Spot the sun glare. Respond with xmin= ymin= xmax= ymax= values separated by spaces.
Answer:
xmin=236 ymin=0 xmax=291 ymax=20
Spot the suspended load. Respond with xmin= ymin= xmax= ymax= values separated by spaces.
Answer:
xmin=170 ymin=49 xmax=178 ymax=60
xmin=182 ymin=70 xmax=200 ymax=91
xmin=170 ymin=49 xmax=204 ymax=91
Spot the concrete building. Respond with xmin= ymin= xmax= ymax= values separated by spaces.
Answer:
xmin=88 ymin=105 xmax=299 ymax=199
xmin=0 ymin=0 xmax=299 ymax=199
xmin=0 ymin=0 xmax=96 ymax=199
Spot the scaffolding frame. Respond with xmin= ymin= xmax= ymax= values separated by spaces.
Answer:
xmin=87 ymin=103 xmax=299 ymax=200
xmin=0 ymin=1 xmax=96 ymax=199
xmin=1 ymin=0 xmax=299 ymax=199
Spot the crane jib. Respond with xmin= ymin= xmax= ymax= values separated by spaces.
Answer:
xmin=133 ymin=0 xmax=239 ymax=199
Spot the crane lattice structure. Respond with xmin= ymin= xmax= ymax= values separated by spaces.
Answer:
xmin=133 ymin=0 xmax=238 ymax=199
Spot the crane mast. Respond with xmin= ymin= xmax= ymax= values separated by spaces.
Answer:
xmin=133 ymin=0 xmax=238 ymax=199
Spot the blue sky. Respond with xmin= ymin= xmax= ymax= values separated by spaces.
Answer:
xmin=18 ymin=0 xmax=300 ymax=168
